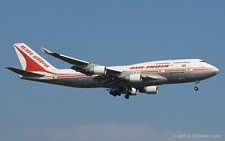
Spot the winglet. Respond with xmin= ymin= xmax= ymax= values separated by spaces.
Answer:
xmin=41 ymin=47 xmax=52 ymax=54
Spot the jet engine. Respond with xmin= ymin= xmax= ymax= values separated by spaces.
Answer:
xmin=89 ymin=66 xmax=107 ymax=75
xmin=139 ymin=86 xmax=158 ymax=94
xmin=124 ymin=74 xmax=142 ymax=83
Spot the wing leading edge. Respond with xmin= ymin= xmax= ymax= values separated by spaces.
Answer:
xmin=41 ymin=47 xmax=122 ymax=76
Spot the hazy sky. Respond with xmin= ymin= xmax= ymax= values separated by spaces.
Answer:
xmin=1 ymin=1 xmax=225 ymax=141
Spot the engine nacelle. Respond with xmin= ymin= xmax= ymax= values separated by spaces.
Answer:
xmin=124 ymin=74 xmax=142 ymax=83
xmin=139 ymin=86 xmax=158 ymax=94
xmin=89 ymin=66 xmax=107 ymax=75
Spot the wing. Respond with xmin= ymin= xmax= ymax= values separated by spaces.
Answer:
xmin=41 ymin=47 xmax=122 ymax=76
xmin=141 ymin=74 xmax=167 ymax=82
xmin=41 ymin=47 xmax=167 ymax=88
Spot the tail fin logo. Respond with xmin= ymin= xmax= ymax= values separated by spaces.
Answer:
xmin=19 ymin=45 xmax=50 ymax=68
xmin=13 ymin=43 xmax=57 ymax=73
xmin=21 ymin=45 xmax=34 ymax=56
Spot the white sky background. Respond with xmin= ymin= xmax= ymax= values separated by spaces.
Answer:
xmin=1 ymin=1 xmax=225 ymax=141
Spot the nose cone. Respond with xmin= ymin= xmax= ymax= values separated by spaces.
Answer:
xmin=214 ymin=67 xmax=220 ymax=74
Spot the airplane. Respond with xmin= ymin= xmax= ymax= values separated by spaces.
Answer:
xmin=6 ymin=43 xmax=220 ymax=99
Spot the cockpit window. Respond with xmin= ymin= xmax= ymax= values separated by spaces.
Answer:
xmin=200 ymin=60 xmax=205 ymax=62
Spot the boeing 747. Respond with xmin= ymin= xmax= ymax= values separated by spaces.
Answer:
xmin=7 ymin=43 xmax=219 ymax=99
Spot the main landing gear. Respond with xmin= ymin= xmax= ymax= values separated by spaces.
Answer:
xmin=109 ymin=90 xmax=121 ymax=97
xmin=110 ymin=90 xmax=130 ymax=99
xmin=194 ymin=80 xmax=200 ymax=91
xmin=109 ymin=86 xmax=131 ymax=99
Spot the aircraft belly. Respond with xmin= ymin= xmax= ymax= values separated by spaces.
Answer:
xmin=21 ymin=76 xmax=100 ymax=88
xmin=20 ymin=71 xmax=217 ymax=89
xmin=161 ymin=72 xmax=216 ymax=84
xmin=69 ymin=78 xmax=99 ymax=88
xmin=190 ymin=72 xmax=217 ymax=80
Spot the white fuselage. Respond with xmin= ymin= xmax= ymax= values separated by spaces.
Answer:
xmin=21 ymin=59 xmax=219 ymax=88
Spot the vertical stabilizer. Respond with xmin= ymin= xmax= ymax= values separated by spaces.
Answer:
xmin=13 ymin=43 xmax=57 ymax=72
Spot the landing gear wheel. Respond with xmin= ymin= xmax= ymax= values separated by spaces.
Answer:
xmin=194 ymin=81 xmax=200 ymax=91
xmin=194 ymin=86 xmax=199 ymax=91
xmin=125 ymin=94 xmax=129 ymax=99
xmin=109 ymin=90 xmax=121 ymax=97
xmin=109 ymin=91 xmax=114 ymax=95
xmin=109 ymin=91 xmax=117 ymax=97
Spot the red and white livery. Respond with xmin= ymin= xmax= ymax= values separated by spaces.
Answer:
xmin=7 ymin=43 xmax=220 ymax=99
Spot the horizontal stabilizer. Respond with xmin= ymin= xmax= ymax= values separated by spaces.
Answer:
xmin=6 ymin=67 xmax=44 ymax=77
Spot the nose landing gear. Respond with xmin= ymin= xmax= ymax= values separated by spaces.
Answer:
xmin=194 ymin=80 xmax=200 ymax=91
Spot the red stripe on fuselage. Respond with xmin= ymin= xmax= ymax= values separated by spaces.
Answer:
xmin=44 ymin=67 xmax=216 ymax=80
xmin=129 ymin=67 xmax=217 ymax=74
